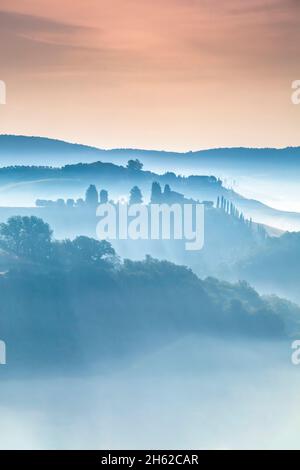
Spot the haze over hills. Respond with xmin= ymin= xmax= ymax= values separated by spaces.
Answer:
xmin=0 ymin=135 xmax=182 ymax=167
xmin=0 ymin=138 xmax=300 ymax=231
xmin=1 ymin=135 xmax=300 ymax=169
xmin=1 ymin=135 xmax=300 ymax=214
xmin=1 ymin=136 xmax=299 ymax=302
xmin=2 ymin=0 xmax=300 ymax=451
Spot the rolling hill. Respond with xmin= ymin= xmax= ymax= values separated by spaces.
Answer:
xmin=1 ymin=135 xmax=300 ymax=230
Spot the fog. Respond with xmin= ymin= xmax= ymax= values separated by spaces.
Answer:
xmin=147 ymin=164 xmax=300 ymax=216
xmin=225 ymin=174 xmax=300 ymax=218
xmin=0 ymin=336 xmax=299 ymax=450
xmin=1 ymin=144 xmax=300 ymax=451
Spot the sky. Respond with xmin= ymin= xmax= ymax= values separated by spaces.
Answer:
xmin=0 ymin=0 xmax=300 ymax=151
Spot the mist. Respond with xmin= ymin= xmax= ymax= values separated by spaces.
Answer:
xmin=1 ymin=139 xmax=300 ymax=450
xmin=0 ymin=335 xmax=298 ymax=450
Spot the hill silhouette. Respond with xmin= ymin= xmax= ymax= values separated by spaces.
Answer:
xmin=0 ymin=149 xmax=300 ymax=230
xmin=0 ymin=216 xmax=297 ymax=373
xmin=1 ymin=135 xmax=300 ymax=170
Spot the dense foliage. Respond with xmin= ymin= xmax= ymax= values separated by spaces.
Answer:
xmin=0 ymin=217 xmax=298 ymax=372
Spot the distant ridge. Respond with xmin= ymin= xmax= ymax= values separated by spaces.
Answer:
xmin=0 ymin=140 xmax=300 ymax=231
xmin=1 ymin=134 xmax=300 ymax=168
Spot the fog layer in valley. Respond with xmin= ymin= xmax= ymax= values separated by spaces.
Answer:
xmin=0 ymin=336 xmax=299 ymax=450
xmin=1 ymin=140 xmax=300 ymax=449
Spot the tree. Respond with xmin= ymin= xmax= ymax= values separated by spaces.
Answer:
xmin=126 ymin=159 xmax=143 ymax=172
xmin=0 ymin=216 xmax=52 ymax=261
xmin=76 ymin=198 xmax=85 ymax=207
xmin=129 ymin=186 xmax=143 ymax=204
xmin=36 ymin=199 xmax=51 ymax=207
xmin=52 ymin=236 xmax=116 ymax=268
xmin=66 ymin=199 xmax=75 ymax=208
xmin=69 ymin=236 xmax=115 ymax=264
xmin=85 ymin=184 xmax=98 ymax=206
xmin=100 ymin=189 xmax=108 ymax=204
xmin=164 ymin=184 xmax=171 ymax=201
xmin=151 ymin=182 xmax=162 ymax=204
xmin=56 ymin=199 xmax=65 ymax=208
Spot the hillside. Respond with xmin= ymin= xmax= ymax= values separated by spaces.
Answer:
xmin=0 ymin=155 xmax=299 ymax=231
xmin=0 ymin=218 xmax=297 ymax=373
xmin=1 ymin=135 xmax=300 ymax=171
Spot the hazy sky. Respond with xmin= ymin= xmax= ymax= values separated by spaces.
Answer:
xmin=0 ymin=0 xmax=300 ymax=151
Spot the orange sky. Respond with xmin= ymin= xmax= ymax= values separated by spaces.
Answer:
xmin=0 ymin=0 xmax=299 ymax=151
